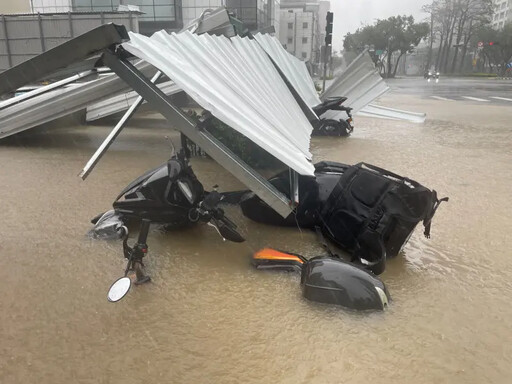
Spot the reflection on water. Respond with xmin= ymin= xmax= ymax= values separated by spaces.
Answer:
xmin=1 ymin=98 xmax=511 ymax=383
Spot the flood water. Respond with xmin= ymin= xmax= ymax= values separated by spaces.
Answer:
xmin=1 ymin=94 xmax=511 ymax=383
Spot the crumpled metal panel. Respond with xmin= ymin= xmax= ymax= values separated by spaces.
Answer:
xmin=0 ymin=61 xmax=155 ymax=140
xmin=321 ymin=51 xmax=390 ymax=114
xmin=253 ymin=33 xmax=321 ymax=108
xmin=123 ymin=31 xmax=315 ymax=176
xmin=358 ymin=104 xmax=426 ymax=123
xmin=86 ymin=80 xmax=181 ymax=122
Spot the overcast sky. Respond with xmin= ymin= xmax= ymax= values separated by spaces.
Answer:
xmin=329 ymin=0 xmax=430 ymax=51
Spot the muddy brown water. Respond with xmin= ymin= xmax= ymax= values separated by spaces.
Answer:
xmin=1 ymin=95 xmax=511 ymax=383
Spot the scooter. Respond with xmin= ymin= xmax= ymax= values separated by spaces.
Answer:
xmin=95 ymin=145 xmax=394 ymax=311
xmin=425 ymin=71 xmax=440 ymax=83
xmin=311 ymin=97 xmax=354 ymax=136
xmin=91 ymin=146 xmax=245 ymax=302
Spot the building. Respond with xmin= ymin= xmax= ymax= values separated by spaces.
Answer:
xmin=31 ymin=0 xmax=72 ymax=12
xmin=279 ymin=0 xmax=327 ymax=69
xmin=181 ymin=0 xmax=223 ymax=29
xmin=492 ymin=0 xmax=512 ymax=29
xmin=23 ymin=1 xmax=182 ymax=35
xmin=225 ymin=0 xmax=280 ymax=36
xmin=0 ymin=11 xmax=139 ymax=72
xmin=0 ymin=0 xmax=31 ymax=13
xmin=71 ymin=1 xmax=183 ymax=34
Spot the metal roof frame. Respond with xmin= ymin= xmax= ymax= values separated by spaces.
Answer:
xmin=103 ymin=49 xmax=295 ymax=217
xmin=0 ymin=23 xmax=129 ymax=97
xmin=0 ymin=19 xmax=300 ymax=217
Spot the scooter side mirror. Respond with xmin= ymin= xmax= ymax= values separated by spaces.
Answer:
xmin=107 ymin=277 xmax=131 ymax=302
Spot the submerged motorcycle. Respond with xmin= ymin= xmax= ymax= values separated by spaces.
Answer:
xmin=90 ymin=148 xmax=244 ymax=242
xmin=312 ymin=96 xmax=354 ymax=136
xmin=238 ymin=161 xmax=448 ymax=276
xmin=91 ymin=147 xmax=245 ymax=301
xmin=92 ymin=143 xmax=391 ymax=310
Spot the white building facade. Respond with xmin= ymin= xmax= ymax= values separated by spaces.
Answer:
xmin=492 ymin=0 xmax=512 ymax=29
xmin=31 ymin=0 xmax=72 ymax=13
xmin=278 ymin=0 xmax=328 ymax=70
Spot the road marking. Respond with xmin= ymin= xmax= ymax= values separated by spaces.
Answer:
xmin=431 ymin=96 xmax=453 ymax=101
xmin=491 ymin=96 xmax=512 ymax=102
xmin=462 ymin=96 xmax=490 ymax=102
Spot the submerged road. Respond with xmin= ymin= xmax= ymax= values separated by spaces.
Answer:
xmin=0 ymin=77 xmax=511 ymax=384
xmin=386 ymin=76 xmax=512 ymax=104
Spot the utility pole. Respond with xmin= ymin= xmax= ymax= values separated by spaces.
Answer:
xmin=322 ymin=11 xmax=333 ymax=92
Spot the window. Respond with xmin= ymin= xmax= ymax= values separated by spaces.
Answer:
xmin=302 ymin=52 xmax=307 ymax=59
xmin=302 ymin=37 xmax=308 ymax=43
xmin=288 ymin=37 xmax=293 ymax=44
xmin=288 ymin=22 xmax=293 ymax=29
xmin=303 ymin=22 xmax=308 ymax=28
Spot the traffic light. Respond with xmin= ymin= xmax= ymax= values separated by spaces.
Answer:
xmin=489 ymin=42 xmax=494 ymax=46
xmin=325 ymin=12 xmax=333 ymax=46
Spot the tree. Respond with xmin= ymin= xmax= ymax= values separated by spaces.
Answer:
xmin=474 ymin=23 xmax=512 ymax=75
xmin=425 ymin=0 xmax=493 ymax=73
xmin=343 ymin=15 xmax=430 ymax=78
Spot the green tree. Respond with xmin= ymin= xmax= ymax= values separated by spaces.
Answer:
xmin=425 ymin=0 xmax=492 ymax=73
xmin=474 ymin=23 xmax=512 ymax=75
xmin=343 ymin=15 xmax=430 ymax=78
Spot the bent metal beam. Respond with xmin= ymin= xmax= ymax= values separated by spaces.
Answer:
xmin=103 ymin=49 xmax=295 ymax=218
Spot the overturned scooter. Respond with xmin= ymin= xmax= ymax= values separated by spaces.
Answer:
xmin=239 ymin=161 xmax=448 ymax=275
xmin=91 ymin=147 xmax=245 ymax=302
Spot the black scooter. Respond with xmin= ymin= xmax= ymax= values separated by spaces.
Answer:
xmin=312 ymin=97 xmax=354 ymax=136
xmin=90 ymin=148 xmax=244 ymax=243
xmin=91 ymin=148 xmax=245 ymax=301
xmin=95 ymin=147 xmax=392 ymax=311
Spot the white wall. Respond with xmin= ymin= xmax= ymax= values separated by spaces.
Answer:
xmin=0 ymin=0 xmax=31 ymax=13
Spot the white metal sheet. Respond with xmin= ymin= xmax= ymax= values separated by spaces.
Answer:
xmin=358 ymin=104 xmax=427 ymax=123
xmin=123 ymin=31 xmax=315 ymax=176
xmin=86 ymin=80 xmax=181 ymax=122
xmin=321 ymin=51 xmax=390 ymax=114
xmin=253 ymin=33 xmax=321 ymax=108
xmin=0 ymin=61 xmax=156 ymax=140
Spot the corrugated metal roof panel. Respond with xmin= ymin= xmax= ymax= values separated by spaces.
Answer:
xmin=123 ymin=30 xmax=315 ymax=176
xmin=253 ymin=33 xmax=321 ymax=108
xmin=86 ymin=80 xmax=180 ymax=122
xmin=358 ymin=104 xmax=427 ymax=123
xmin=321 ymin=51 xmax=390 ymax=114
